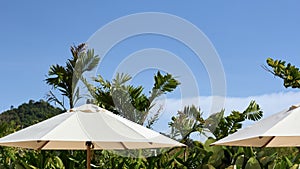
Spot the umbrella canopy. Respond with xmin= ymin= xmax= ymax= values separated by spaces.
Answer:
xmin=0 ymin=104 xmax=185 ymax=168
xmin=211 ymin=104 xmax=300 ymax=147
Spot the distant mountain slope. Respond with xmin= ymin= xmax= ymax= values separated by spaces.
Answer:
xmin=0 ymin=100 xmax=63 ymax=128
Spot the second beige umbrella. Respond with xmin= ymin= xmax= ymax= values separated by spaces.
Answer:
xmin=211 ymin=103 xmax=300 ymax=147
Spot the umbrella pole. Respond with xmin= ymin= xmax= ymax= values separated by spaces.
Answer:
xmin=86 ymin=141 xmax=92 ymax=169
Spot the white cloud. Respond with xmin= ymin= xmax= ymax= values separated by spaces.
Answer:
xmin=152 ymin=91 xmax=300 ymax=133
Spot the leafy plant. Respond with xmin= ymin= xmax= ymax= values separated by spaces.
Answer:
xmin=46 ymin=43 xmax=100 ymax=110
xmin=264 ymin=57 xmax=300 ymax=88
xmin=86 ymin=71 xmax=180 ymax=126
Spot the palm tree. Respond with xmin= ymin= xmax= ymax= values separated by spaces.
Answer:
xmin=45 ymin=43 xmax=100 ymax=110
xmin=85 ymin=71 xmax=180 ymax=126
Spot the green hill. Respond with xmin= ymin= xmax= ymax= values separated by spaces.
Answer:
xmin=0 ymin=100 xmax=63 ymax=128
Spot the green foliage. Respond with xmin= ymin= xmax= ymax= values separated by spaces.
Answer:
xmin=265 ymin=57 xmax=300 ymax=88
xmin=0 ymin=100 xmax=62 ymax=128
xmin=254 ymin=147 xmax=300 ymax=169
xmin=89 ymin=71 xmax=180 ymax=126
xmin=46 ymin=43 xmax=100 ymax=109
xmin=212 ymin=100 xmax=263 ymax=140
xmin=169 ymin=100 xmax=263 ymax=143
xmin=169 ymin=105 xmax=206 ymax=141
xmin=149 ymin=71 xmax=180 ymax=103
xmin=168 ymin=101 xmax=267 ymax=169
xmin=244 ymin=157 xmax=261 ymax=169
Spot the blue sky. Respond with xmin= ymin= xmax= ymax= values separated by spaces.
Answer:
xmin=1 ymin=1 xmax=300 ymax=123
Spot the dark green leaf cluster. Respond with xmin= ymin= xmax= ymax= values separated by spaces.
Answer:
xmin=149 ymin=71 xmax=180 ymax=103
xmin=265 ymin=57 xmax=300 ymax=88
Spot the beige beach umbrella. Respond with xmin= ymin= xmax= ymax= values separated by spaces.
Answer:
xmin=0 ymin=104 xmax=185 ymax=169
xmin=211 ymin=103 xmax=300 ymax=147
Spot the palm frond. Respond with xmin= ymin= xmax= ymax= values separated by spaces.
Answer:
xmin=112 ymin=73 xmax=132 ymax=87
xmin=45 ymin=43 xmax=101 ymax=109
xmin=46 ymin=91 xmax=67 ymax=111
xmin=149 ymin=71 xmax=180 ymax=103
xmin=243 ymin=100 xmax=263 ymax=121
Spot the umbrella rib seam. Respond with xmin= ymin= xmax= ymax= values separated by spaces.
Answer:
xmin=37 ymin=140 xmax=50 ymax=150
xmin=105 ymin=113 xmax=152 ymax=142
xmin=262 ymin=136 xmax=275 ymax=147
xmin=39 ymin=113 xmax=75 ymax=140
xmin=120 ymin=142 xmax=129 ymax=149
xmin=106 ymin=112 xmax=185 ymax=147
xmin=76 ymin=112 xmax=93 ymax=141
xmin=262 ymin=109 xmax=292 ymax=135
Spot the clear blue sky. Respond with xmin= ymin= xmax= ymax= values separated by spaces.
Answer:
xmin=1 ymin=1 xmax=300 ymax=112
